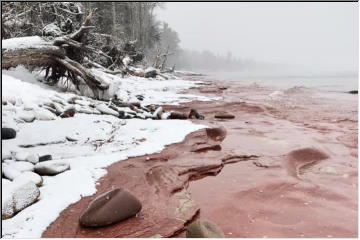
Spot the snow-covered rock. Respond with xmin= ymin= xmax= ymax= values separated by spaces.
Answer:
xmin=74 ymin=99 xmax=90 ymax=106
xmin=66 ymin=134 xmax=80 ymax=142
xmin=13 ymin=152 xmax=39 ymax=164
xmin=2 ymin=178 xmax=12 ymax=186
xmin=34 ymin=160 xmax=70 ymax=176
xmin=26 ymin=154 xmax=40 ymax=164
xmin=2 ymin=180 xmax=40 ymax=219
xmin=8 ymin=161 xmax=35 ymax=172
xmin=18 ymin=112 xmax=36 ymax=123
xmin=153 ymin=106 xmax=163 ymax=119
xmin=1 ymin=180 xmax=13 ymax=219
xmin=60 ymin=106 xmax=76 ymax=118
xmin=161 ymin=112 xmax=171 ymax=120
xmin=96 ymin=104 xmax=119 ymax=117
xmin=33 ymin=108 xmax=57 ymax=121
xmin=3 ymin=166 xmax=22 ymax=180
xmin=14 ymin=151 xmax=30 ymax=161
xmin=13 ymin=172 xmax=43 ymax=187
xmin=2 ymin=149 xmax=12 ymax=161
xmin=23 ymin=102 xmax=38 ymax=111
xmin=75 ymin=105 xmax=94 ymax=114
xmin=52 ymin=102 xmax=65 ymax=115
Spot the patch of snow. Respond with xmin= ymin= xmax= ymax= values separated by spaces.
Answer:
xmin=2 ymin=36 xmax=57 ymax=52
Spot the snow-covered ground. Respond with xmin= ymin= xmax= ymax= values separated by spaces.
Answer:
xmin=1 ymin=66 xmax=212 ymax=238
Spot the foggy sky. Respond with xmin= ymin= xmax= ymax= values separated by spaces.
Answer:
xmin=157 ymin=3 xmax=358 ymax=73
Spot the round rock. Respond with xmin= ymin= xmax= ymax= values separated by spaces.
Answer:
xmin=214 ymin=111 xmax=235 ymax=119
xmin=2 ymin=166 xmax=22 ymax=180
xmin=2 ymin=180 xmax=40 ymax=219
xmin=14 ymin=151 xmax=30 ymax=161
xmin=26 ymin=154 xmax=40 ymax=164
xmin=186 ymin=220 xmax=225 ymax=238
xmin=79 ymin=188 xmax=142 ymax=227
xmin=2 ymin=128 xmax=16 ymax=140
xmin=60 ymin=107 xmax=76 ymax=118
xmin=34 ymin=160 xmax=70 ymax=176
xmin=9 ymin=161 xmax=35 ymax=172
xmin=14 ymin=171 xmax=43 ymax=187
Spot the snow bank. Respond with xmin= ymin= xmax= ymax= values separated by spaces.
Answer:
xmin=91 ymin=68 xmax=215 ymax=104
xmin=2 ymin=117 xmax=205 ymax=238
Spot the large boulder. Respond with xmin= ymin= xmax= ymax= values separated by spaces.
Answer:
xmin=2 ymin=180 xmax=40 ymax=219
xmin=186 ymin=220 xmax=225 ymax=238
xmin=2 ymin=127 xmax=16 ymax=140
xmin=14 ymin=171 xmax=43 ymax=187
xmin=2 ymin=166 xmax=22 ymax=180
xmin=79 ymin=188 xmax=142 ymax=227
xmin=34 ymin=160 xmax=70 ymax=176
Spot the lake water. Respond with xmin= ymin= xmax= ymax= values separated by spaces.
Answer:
xmin=207 ymin=70 xmax=358 ymax=100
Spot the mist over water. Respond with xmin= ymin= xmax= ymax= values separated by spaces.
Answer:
xmin=157 ymin=2 xmax=359 ymax=91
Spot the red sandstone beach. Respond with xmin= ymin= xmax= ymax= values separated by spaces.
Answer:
xmin=43 ymin=76 xmax=358 ymax=238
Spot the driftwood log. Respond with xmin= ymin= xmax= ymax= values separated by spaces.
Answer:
xmin=2 ymin=11 xmax=110 ymax=98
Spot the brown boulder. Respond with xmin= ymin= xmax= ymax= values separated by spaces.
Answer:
xmin=60 ymin=107 xmax=76 ymax=118
xmin=169 ymin=111 xmax=188 ymax=119
xmin=214 ymin=111 xmax=235 ymax=119
xmin=186 ymin=220 xmax=225 ymax=238
xmin=189 ymin=109 xmax=205 ymax=120
xmin=79 ymin=188 xmax=142 ymax=227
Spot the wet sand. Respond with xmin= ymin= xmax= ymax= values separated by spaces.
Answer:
xmin=43 ymin=76 xmax=357 ymax=238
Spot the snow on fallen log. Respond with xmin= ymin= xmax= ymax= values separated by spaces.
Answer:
xmin=2 ymin=36 xmax=65 ymax=69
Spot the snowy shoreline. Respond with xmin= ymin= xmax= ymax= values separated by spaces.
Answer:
xmin=1 ymin=66 xmax=213 ymax=238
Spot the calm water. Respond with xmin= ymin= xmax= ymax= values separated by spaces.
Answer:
xmin=208 ymin=70 xmax=358 ymax=100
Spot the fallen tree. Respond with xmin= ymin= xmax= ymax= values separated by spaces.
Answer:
xmin=1 ymin=10 xmax=165 ymax=100
xmin=2 ymin=11 xmax=113 ymax=98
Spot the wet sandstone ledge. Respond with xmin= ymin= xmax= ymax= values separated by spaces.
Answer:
xmin=43 ymin=78 xmax=358 ymax=238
